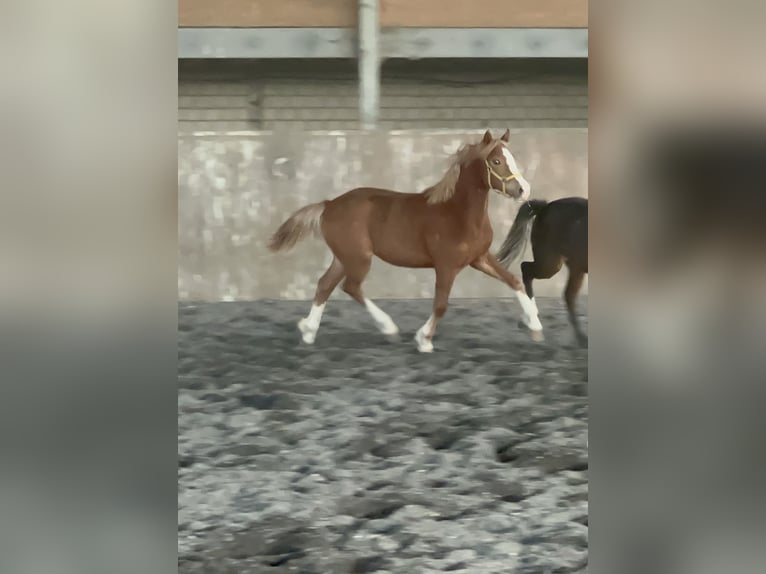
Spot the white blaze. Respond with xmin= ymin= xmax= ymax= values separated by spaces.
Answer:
xmin=502 ymin=147 xmax=531 ymax=200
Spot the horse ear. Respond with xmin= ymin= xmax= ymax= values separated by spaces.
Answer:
xmin=500 ymin=129 xmax=510 ymax=142
xmin=482 ymin=129 xmax=493 ymax=144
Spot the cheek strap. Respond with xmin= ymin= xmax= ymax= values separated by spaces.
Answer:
xmin=486 ymin=161 xmax=519 ymax=195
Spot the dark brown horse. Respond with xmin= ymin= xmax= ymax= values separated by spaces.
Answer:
xmin=496 ymin=197 xmax=588 ymax=346
xmin=268 ymin=129 xmax=543 ymax=352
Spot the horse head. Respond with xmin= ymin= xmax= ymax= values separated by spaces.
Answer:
xmin=481 ymin=129 xmax=531 ymax=201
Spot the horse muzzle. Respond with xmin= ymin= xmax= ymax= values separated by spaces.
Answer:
xmin=492 ymin=177 xmax=526 ymax=200
xmin=487 ymin=162 xmax=527 ymax=200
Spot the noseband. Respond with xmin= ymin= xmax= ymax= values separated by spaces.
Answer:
xmin=486 ymin=160 xmax=520 ymax=197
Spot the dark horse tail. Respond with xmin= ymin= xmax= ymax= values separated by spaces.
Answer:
xmin=495 ymin=200 xmax=548 ymax=268
xmin=268 ymin=201 xmax=327 ymax=252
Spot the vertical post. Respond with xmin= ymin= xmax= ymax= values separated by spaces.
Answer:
xmin=358 ymin=0 xmax=380 ymax=129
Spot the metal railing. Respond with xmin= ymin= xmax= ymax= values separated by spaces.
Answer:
xmin=177 ymin=1 xmax=588 ymax=129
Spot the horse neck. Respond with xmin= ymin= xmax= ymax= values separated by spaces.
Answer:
xmin=453 ymin=161 xmax=490 ymax=224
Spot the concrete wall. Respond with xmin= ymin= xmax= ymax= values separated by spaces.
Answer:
xmin=178 ymin=129 xmax=587 ymax=302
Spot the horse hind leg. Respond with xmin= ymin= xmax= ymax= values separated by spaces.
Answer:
xmin=415 ymin=267 xmax=458 ymax=352
xmin=564 ymin=264 xmax=587 ymax=347
xmin=298 ymin=257 xmax=344 ymax=344
xmin=341 ymin=255 xmax=399 ymax=337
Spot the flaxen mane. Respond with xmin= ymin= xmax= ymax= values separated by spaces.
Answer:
xmin=422 ymin=140 xmax=493 ymax=205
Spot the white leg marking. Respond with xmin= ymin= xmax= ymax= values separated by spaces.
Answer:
xmin=530 ymin=296 xmax=539 ymax=315
xmin=415 ymin=314 xmax=435 ymax=353
xmin=298 ymin=302 xmax=325 ymax=344
xmin=516 ymin=291 xmax=543 ymax=333
xmin=364 ymin=298 xmax=399 ymax=335
xmin=502 ymin=147 xmax=531 ymax=200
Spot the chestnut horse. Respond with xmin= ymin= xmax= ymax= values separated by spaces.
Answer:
xmin=496 ymin=197 xmax=588 ymax=346
xmin=268 ymin=129 xmax=543 ymax=352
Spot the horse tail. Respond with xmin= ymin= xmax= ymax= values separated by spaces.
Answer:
xmin=268 ymin=201 xmax=327 ymax=252
xmin=495 ymin=199 xmax=548 ymax=268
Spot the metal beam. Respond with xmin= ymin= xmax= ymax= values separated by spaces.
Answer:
xmin=358 ymin=0 xmax=381 ymax=129
xmin=178 ymin=28 xmax=588 ymax=59
xmin=178 ymin=28 xmax=356 ymax=59
xmin=382 ymin=28 xmax=588 ymax=59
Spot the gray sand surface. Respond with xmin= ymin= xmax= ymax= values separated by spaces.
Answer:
xmin=179 ymin=298 xmax=588 ymax=573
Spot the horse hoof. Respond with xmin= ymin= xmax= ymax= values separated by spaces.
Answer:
xmin=298 ymin=319 xmax=316 ymax=344
xmin=414 ymin=331 xmax=433 ymax=353
xmin=381 ymin=323 xmax=400 ymax=337
xmin=517 ymin=320 xmax=544 ymax=341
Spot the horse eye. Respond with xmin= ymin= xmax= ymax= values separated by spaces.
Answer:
xmin=492 ymin=159 xmax=501 ymax=165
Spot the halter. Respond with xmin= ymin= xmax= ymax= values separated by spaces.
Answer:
xmin=486 ymin=160 xmax=520 ymax=197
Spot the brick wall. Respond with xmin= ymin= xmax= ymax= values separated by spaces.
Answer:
xmin=178 ymin=58 xmax=588 ymax=132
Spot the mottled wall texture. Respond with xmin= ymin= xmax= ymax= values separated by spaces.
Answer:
xmin=179 ymin=129 xmax=587 ymax=301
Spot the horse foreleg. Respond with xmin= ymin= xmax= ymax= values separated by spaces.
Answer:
xmin=471 ymin=254 xmax=544 ymax=341
xmin=521 ymin=257 xmax=563 ymax=316
xmin=415 ymin=267 xmax=458 ymax=352
xmin=521 ymin=261 xmax=537 ymax=314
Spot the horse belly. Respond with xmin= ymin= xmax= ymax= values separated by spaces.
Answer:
xmin=367 ymin=199 xmax=433 ymax=267
xmin=562 ymin=217 xmax=588 ymax=268
xmin=374 ymin=236 xmax=432 ymax=268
